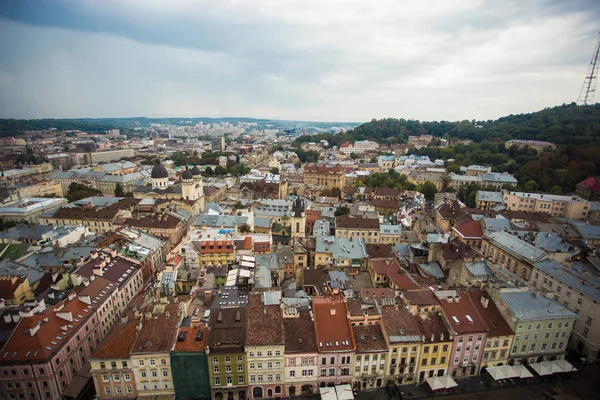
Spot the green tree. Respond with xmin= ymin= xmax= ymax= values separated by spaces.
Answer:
xmin=270 ymin=167 xmax=280 ymax=175
xmin=418 ymin=181 xmax=438 ymax=200
xmin=550 ymin=185 xmax=563 ymax=195
xmin=114 ymin=183 xmax=125 ymax=197
xmin=124 ymin=191 xmax=134 ymax=198
xmin=66 ymin=183 xmax=102 ymax=203
xmin=239 ymin=223 xmax=252 ymax=233
xmin=214 ymin=166 xmax=228 ymax=176
xmin=447 ymin=164 xmax=460 ymax=174
xmin=370 ymin=156 xmax=377 ymax=163
xmin=350 ymin=152 xmax=359 ymax=160
xmin=525 ymin=180 xmax=539 ymax=192
xmin=334 ymin=206 xmax=350 ymax=217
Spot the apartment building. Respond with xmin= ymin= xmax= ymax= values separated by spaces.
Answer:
xmin=466 ymin=290 xmax=514 ymax=369
xmin=475 ymin=190 xmax=504 ymax=211
xmin=247 ymin=293 xmax=285 ymax=399
xmin=130 ymin=301 xmax=183 ymax=397
xmin=312 ymin=296 xmax=355 ymax=387
xmin=183 ymin=238 xmax=236 ymax=267
xmin=282 ymin=307 xmax=318 ymax=397
xmin=335 ymin=215 xmax=380 ymax=244
xmin=481 ymin=231 xmax=547 ymax=281
xmin=0 ymin=293 xmax=101 ymax=400
xmin=314 ymin=236 xmax=368 ymax=272
xmin=303 ymin=164 xmax=346 ymax=191
xmin=73 ymin=252 xmax=144 ymax=316
xmin=207 ymin=307 xmax=248 ymax=400
xmin=437 ymin=291 xmax=487 ymax=378
xmin=502 ymin=191 xmax=590 ymax=219
xmin=352 ymin=324 xmax=388 ymax=390
xmin=530 ymin=259 xmax=600 ymax=362
xmin=496 ymin=290 xmax=576 ymax=365
xmin=412 ymin=311 xmax=452 ymax=383
xmin=90 ymin=316 xmax=138 ymax=399
xmin=39 ymin=197 xmax=139 ymax=234
xmin=115 ymin=212 xmax=189 ymax=250
xmin=380 ymin=302 xmax=422 ymax=385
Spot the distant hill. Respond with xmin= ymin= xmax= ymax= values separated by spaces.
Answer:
xmin=293 ymin=103 xmax=600 ymax=147
xmin=0 ymin=117 xmax=361 ymax=137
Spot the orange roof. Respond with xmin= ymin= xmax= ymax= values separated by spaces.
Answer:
xmin=92 ymin=318 xmax=138 ymax=359
xmin=438 ymin=292 xmax=487 ymax=335
xmin=195 ymin=240 xmax=234 ymax=254
xmin=312 ymin=296 xmax=355 ymax=352
xmin=173 ymin=324 xmax=208 ymax=352
xmin=2 ymin=295 xmax=96 ymax=362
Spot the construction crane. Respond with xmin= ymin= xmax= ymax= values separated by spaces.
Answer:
xmin=577 ymin=32 xmax=600 ymax=105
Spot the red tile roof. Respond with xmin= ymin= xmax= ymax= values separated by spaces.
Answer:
xmin=283 ymin=309 xmax=318 ymax=353
xmin=336 ymin=215 xmax=380 ymax=230
xmin=247 ymin=293 xmax=284 ymax=346
xmin=381 ymin=304 xmax=421 ymax=340
xmin=577 ymin=177 xmax=600 ymax=192
xmin=312 ymin=296 xmax=355 ymax=352
xmin=1 ymin=295 xmax=96 ymax=362
xmin=173 ymin=324 xmax=208 ymax=352
xmin=304 ymin=164 xmax=345 ymax=174
xmin=453 ymin=220 xmax=483 ymax=239
xmin=92 ymin=318 xmax=138 ymax=359
xmin=466 ymin=289 xmax=513 ymax=338
xmin=353 ymin=324 xmax=387 ymax=352
xmin=438 ymin=292 xmax=487 ymax=335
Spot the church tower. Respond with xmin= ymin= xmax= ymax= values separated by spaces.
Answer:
xmin=290 ymin=195 xmax=306 ymax=238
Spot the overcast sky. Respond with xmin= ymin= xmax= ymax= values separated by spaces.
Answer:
xmin=0 ymin=0 xmax=599 ymax=122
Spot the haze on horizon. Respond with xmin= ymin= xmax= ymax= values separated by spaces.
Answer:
xmin=0 ymin=0 xmax=599 ymax=123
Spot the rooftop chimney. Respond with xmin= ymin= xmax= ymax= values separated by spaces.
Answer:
xmin=330 ymin=308 xmax=336 ymax=316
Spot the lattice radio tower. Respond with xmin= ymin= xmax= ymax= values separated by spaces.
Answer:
xmin=577 ymin=32 xmax=600 ymax=105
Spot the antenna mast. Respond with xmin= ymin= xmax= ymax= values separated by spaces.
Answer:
xmin=577 ymin=32 xmax=600 ymax=105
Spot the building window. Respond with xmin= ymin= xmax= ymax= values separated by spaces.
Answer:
xmin=214 ymin=377 xmax=221 ymax=386
xmin=238 ymin=376 xmax=244 ymax=385
xmin=105 ymin=387 xmax=111 ymax=395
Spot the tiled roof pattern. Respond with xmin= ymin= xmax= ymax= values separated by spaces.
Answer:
xmin=247 ymin=293 xmax=284 ymax=345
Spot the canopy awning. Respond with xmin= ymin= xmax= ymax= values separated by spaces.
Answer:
xmin=511 ymin=364 xmax=534 ymax=379
xmin=426 ymin=375 xmax=458 ymax=390
xmin=553 ymin=359 xmax=577 ymax=373
xmin=426 ymin=376 xmax=445 ymax=391
xmin=529 ymin=361 xmax=553 ymax=376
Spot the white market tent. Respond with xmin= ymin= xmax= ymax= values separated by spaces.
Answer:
xmin=426 ymin=375 xmax=458 ymax=390
xmin=511 ymin=365 xmax=534 ymax=379
xmin=439 ymin=375 xmax=458 ymax=389
xmin=529 ymin=361 xmax=553 ymax=376
xmin=425 ymin=376 xmax=445 ymax=391
xmin=319 ymin=385 xmax=354 ymax=400
xmin=335 ymin=384 xmax=354 ymax=400
xmin=319 ymin=387 xmax=337 ymax=400
xmin=553 ymin=359 xmax=577 ymax=373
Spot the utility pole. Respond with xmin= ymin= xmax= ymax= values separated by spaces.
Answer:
xmin=577 ymin=32 xmax=600 ymax=105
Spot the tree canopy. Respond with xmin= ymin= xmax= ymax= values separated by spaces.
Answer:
xmin=66 ymin=183 xmax=102 ymax=203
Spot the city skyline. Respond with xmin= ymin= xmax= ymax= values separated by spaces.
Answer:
xmin=0 ymin=0 xmax=599 ymax=122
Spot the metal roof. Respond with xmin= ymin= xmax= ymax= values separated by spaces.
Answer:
xmin=485 ymin=231 xmax=546 ymax=263
xmin=465 ymin=261 xmax=493 ymax=278
xmin=500 ymin=290 xmax=576 ymax=321
xmin=534 ymin=259 xmax=600 ymax=303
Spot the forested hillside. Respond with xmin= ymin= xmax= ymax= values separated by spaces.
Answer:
xmin=293 ymin=103 xmax=600 ymax=193
xmin=293 ymin=103 xmax=600 ymax=147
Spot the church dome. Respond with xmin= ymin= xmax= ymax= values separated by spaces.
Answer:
xmin=191 ymin=165 xmax=202 ymax=176
xmin=151 ymin=163 xmax=169 ymax=179
xmin=181 ymin=168 xmax=193 ymax=180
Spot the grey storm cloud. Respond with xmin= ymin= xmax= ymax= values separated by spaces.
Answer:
xmin=0 ymin=0 xmax=599 ymax=121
